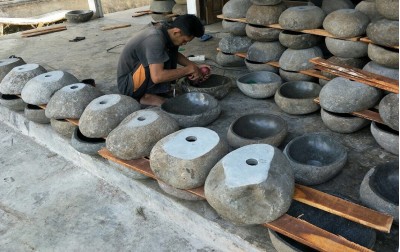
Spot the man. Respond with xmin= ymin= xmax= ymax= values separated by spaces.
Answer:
xmin=117 ymin=14 xmax=210 ymax=106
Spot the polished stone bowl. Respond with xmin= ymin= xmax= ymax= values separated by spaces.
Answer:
xmin=370 ymin=122 xmax=399 ymax=155
xmin=236 ymin=71 xmax=282 ymax=99
xmin=181 ymin=74 xmax=232 ymax=99
xmin=161 ymin=92 xmax=221 ymax=128
xmin=274 ymin=81 xmax=321 ymax=115
xmin=65 ymin=10 xmax=94 ymax=23
xmin=284 ymin=133 xmax=347 ymax=185
xmin=227 ymin=113 xmax=287 ymax=149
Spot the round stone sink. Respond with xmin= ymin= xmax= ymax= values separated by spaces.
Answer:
xmin=0 ymin=63 xmax=46 ymax=95
xmin=321 ymin=109 xmax=369 ymax=134
xmin=370 ymin=122 xmax=399 ymax=155
xmin=227 ymin=113 xmax=288 ymax=149
xmin=284 ymin=133 xmax=348 ymax=185
xmin=181 ymin=74 xmax=232 ymax=99
xmin=274 ymin=81 xmax=321 ymax=115
xmin=71 ymin=127 xmax=105 ymax=155
xmin=50 ymin=118 xmax=77 ymax=137
xmin=0 ymin=93 xmax=25 ymax=111
xmin=65 ymin=10 xmax=94 ymax=23
xmin=237 ymin=71 xmax=282 ymax=99
xmin=161 ymin=92 xmax=221 ymax=128
xmin=244 ymin=58 xmax=278 ymax=73
xmin=360 ymin=160 xmax=399 ymax=223
xmin=24 ymin=104 xmax=50 ymax=124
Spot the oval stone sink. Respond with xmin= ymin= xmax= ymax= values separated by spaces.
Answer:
xmin=227 ymin=113 xmax=287 ymax=149
xmin=181 ymin=74 xmax=232 ymax=99
xmin=321 ymin=109 xmax=369 ymax=134
xmin=161 ymin=92 xmax=221 ymax=128
xmin=0 ymin=93 xmax=26 ymax=111
xmin=237 ymin=71 xmax=282 ymax=99
xmin=284 ymin=133 xmax=348 ymax=185
xmin=0 ymin=63 xmax=46 ymax=95
xmin=65 ymin=10 xmax=94 ymax=23
xmin=24 ymin=104 xmax=50 ymax=124
xmin=370 ymin=122 xmax=399 ymax=155
xmin=71 ymin=127 xmax=105 ymax=155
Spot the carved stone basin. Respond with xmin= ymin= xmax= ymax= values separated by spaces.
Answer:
xmin=237 ymin=71 xmax=282 ymax=99
xmin=0 ymin=93 xmax=25 ymax=111
xmin=181 ymin=74 xmax=232 ymax=99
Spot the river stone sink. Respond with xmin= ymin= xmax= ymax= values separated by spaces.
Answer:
xmin=246 ymin=3 xmax=287 ymax=26
xmin=71 ymin=127 xmax=105 ymax=155
xmin=366 ymin=19 xmax=399 ymax=48
xmin=205 ymin=144 xmax=294 ymax=225
xmin=279 ymin=47 xmax=323 ymax=72
xmin=321 ymin=109 xmax=369 ymax=134
xmin=325 ymin=37 xmax=368 ymax=58
xmin=106 ymin=109 xmax=179 ymax=160
xmin=150 ymin=0 xmax=175 ymax=13
xmin=21 ymin=71 xmax=79 ymax=105
xmin=236 ymin=71 xmax=282 ymax=98
xmin=355 ymin=1 xmax=384 ymax=22
xmin=251 ymin=0 xmax=282 ymax=5
xmin=274 ymin=81 xmax=321 ymax=115
xmin=368 ymin=43 xmax=399 ymax=69
xmin=379 ymin=93 xmax=399 ymax=131
xmin=0 ymin=93 xmax=26 ymax=111
xmin=376 ymin=0 xmax=399 ymax=20
xmin=218 ymin=34 xmax=252 ymax=54
xmin=24 ymin=104 xmax=50 ymax=124
xmin=370 ymin=122 xmax=399 ymax=155
xmin=360 ymin=160 xmax=399 ymax=223
xmin=321 ymin=0 xmax=354 ymax=15
xmin=362 ymin=61 xmax=399 ymax=81
xmin=247 ymin=41 xmax=286 ymax=63
xmin=279 ymin=6 xmax=325 ymax=31
xmin=150 ymin=127 xmax=228 ymax=189
xmin=245 ymin=58 xmax=278 ymax=73
xmin=0 ymin=57 xmax=25 ymax=82
xmin=161 ymin=92 xmax=221 ymax=128
xmin=0 ymin=64 xmax=46 ymax=95
xmin=319 ymin=77 xmax=382 ymax=113
xmin=269 ymin=198 xmax=376 ymax=251
xmin=245 ymin=24 xmax=281 ymax=42
xmin=222 ymin=0 xmax=252 ymax=18
xmin=284 ymin=133 xmax=348 ymax=185
xmin=79 ymin=94 xmax=141 ymax=138
xmin=323 ymin=9 xmax=370 ymax=38
xmin=222 ymin=20 xmax=246 ymax=36
xmin=50 ymin=118 xmax=77 ymax=137
xmin=279 ymin=69 xmax=317 ymax=82
xmin=227 ymin=113 xmax=287 ymax=149
xmin=157 ymin=180 xmax=204 ymax=201
xmin=216 ymin=52 xmax=246 ymax=67
xmin=45 ymin=83 xmax=103 ymax=119
xmin=181 ymin=74 xmax=232 ymax=99
xmin=279 ymin=30 xmax=322 ymax=49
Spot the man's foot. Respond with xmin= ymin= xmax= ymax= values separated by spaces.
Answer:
xmin=140 ymin=93 xmax=166 ymax=106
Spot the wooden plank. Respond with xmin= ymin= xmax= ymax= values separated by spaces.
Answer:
xmin=132 ymin=10 xmax=152 ymax=17
xmin=264 ymin=215 xmax=373 ymax=252
xmin=216 ymin=14 xmax=247 ymax=23
xmin=101 ymin=23 xmax=131 ymax=31
xmin=294 ymin=184 xmax=393 ymax=233
xmin=22 ymin=26 xmax=67 ymax=37
xmin=21 ymin=24 xmax=66 ymax=35
xmin=359 ymin=37 xmax=399 ymax=49
xmin=66 ymin=118 xmax=79 ymax=126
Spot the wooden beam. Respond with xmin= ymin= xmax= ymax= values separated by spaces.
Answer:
xmin=101 ymin=23 xmax=131 ymax=31
xmin=21 ymin=25 xmax=67 ymax=37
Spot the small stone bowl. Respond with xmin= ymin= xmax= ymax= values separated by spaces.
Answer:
xmin=370 ymin=122 xmax=399 ymax=155
xmin=321 ymin=109 xmax=369 ymax=134
xmin=236 ymin=71 xmax=282 ymax=99
xmin=24 ymin=104 xmax=50 ymax=124
xmin=161 ymin=92 xmax=221 ymax=128
xmin=274 ymin=81 xmax=321 ymax=115
xmin=227 ymin=113 xmax=288 ymax=149
xmin=0 ymin=93 xmax=25 ymax=111
xmin=71 ymin=127 xmax=105 ymax=155
xmin=181 ymin=74 xmax=232 ymax=99
xmin=283 ymin=133 xmax=347 ymax=185
xmin=65 ymin=10 xmax=94 ymax=23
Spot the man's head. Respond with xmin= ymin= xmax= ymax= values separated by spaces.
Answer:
xmin=168 ymin=14 xmax=205 ymax=46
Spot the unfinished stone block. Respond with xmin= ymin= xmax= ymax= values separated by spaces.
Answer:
xmin=0 ymin=64 xmax=46 ymax=95
xmin=150 ymin=127 xmax=229 ymax=189
xmin=0 ymin=57 xmax=25 ymax=82
xmin=204 ymin=144 xmax=294 ymax=225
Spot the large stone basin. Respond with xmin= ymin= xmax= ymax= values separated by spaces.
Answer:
xmin=236 ymin=71 xmax=282 ymax=99
xmin=370 ymin=122 xmax=399 ymax=155
xmin=181 ymin=74 xmax=232 ymax=100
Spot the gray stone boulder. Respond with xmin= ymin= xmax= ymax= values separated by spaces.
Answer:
xmin=279 ymin=30 xmax=322 ymax=49
xmin=371 ymin=122 xmax=399 ymax=155
xmin=150 ymin=127 xmax=229 ymax=189
xmin=172 ymin=4 xmax=187 ymax=15
xmin=247 ymin=41 xmax=286 ymax=63
xmin=321 ymin=109 xmax=369 ymax=133
xmin=222 ymin=20 xmax=246 ymax=36
xmin=284 ymin=133 xmax=347 ymax=185
xmin=45 ymin=83 xmax=104 ymax=119
xmin=223 ymin=0 xmax=252 ymax=18
xmin=21 ymin=71 xmax=79 ymax=105
xmin=219 ymin=34 xmax=253 ymax=54
xmin=279 ymin=47 xmax=323 ymax=71
xmin=323 ymin=9 xmax=370 ymax=38
xmin=79 ymin=94 xmax=141 ymax=138
xmin=204 ymin=144 xmax=294 ymax=225
xmin=368 ymin=43 xmax=399 ymax=69
xmin=0 ymin=94 xmax=26 ymax=111
xmin=366 ymin=19 xmax=399 ymax=47
xmin=157 ymin=180 xmax=204 ymax=201
xmin=362 ymin=61 xmax=399 ymax=80
xmin=245 ymin=24 xmax=281 ymax=42
xmin=376 ymin=0 xmax=399 ymax=20
xmin=321 ymin=56 xmax=368 ymax=80
xmin=50 ymin=118 xmax=77 ymax=137
xmin=106 ymin=109 xmax=179 ymax=160
xmin=216 ymin=52 xmax=246 ymax=67
xmin=245 ymin=58 xmax=278 ymax=73
xmin=0 ymin=64 xmax=46 ymax=95
xmin=321 ymin=0 xmax=354 ymax=15
xmin=319 ymin=77 xmax=382 ymax=113
xmin=279 ymin=69 xmax=317 ymax=82
xmin=379 ymin=93 xmax=399 ymax=131
xmin=150 ymin=0 xmax=175 ymax=13
xmin=325 ymin=37 xmax=368 ymax=58
xmin=24 ymin=104 xmax=50 ymax=124
xmin=236 ymin=71 xmax=282 ymax=98
xmin=71 ymin=127 xmax=106 ymax=155
xmin=355 ymin=1 xmax=384 ymax=21
xmin=0 ymin=57 xmax=25 ymax=82
xmin=250 ymin=0 xmax=282 ymax=5
xmin=279 ymin=6 xmax=325 ymax=30
xmin=246 ymin=3 xmax=287 ymax=26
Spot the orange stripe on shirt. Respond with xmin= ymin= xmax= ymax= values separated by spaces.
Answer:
xmin=132 ymin=64 xmax=146 ymax=92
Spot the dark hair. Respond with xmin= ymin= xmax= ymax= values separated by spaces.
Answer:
xmin=170 ymin=14 xmax=204 ymax=38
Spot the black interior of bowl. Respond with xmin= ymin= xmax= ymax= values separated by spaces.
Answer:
xmin=245 ymin=58 xmax=263 ymax=64
xmin=279 ymin=82 xmax=321 ymax=99
xmin=375 ymin=122 xmax=399 ymax=135
xmin=232 ymin=114 xmax=285 ymax=139
xmin=188 ymin=74 xmax=229 ymax=88
xmin=287 ymin=134 xmax=345 ymax=166
xmin=1 ymin=94 xmax=20 ymax=100
xmin=161 ymin=93 xmax=217 ymax=115
xmin=27 ymin=104 xmax=41 ymax=110
xmin=324 ymin=110 xmax=357 ymax=118
xmin=370 ymin=160 xmax=399 ymax=205
xmin=77 ymin=128 xmax=105 ymax=143
xmin=238 ymin=71 xmax=280 ymax=85
xmin=67 ymin=10 xmax=93 ymax=15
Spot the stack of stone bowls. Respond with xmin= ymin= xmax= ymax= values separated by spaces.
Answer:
xmin=218 ymin=0 xmax=252 ymax=67
xmin=150 ymin=0 xmax=175 ymax=22
xmin=244 ymin=0 xmax=286 ymax=73
xmin=172 ymin=0 xmax=187 ymax=16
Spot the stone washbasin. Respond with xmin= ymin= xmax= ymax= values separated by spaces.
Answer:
xmin=370 ymin=122 xmax=399 ymax=155
xmin=181 ymin=74 xmax=232 ymax=99
xmin=236 ymin=71 xmax=282 ymax=99
xmin=0 ymin=93 xmax=26 ymax=111
xmin=65 ymin=10 xmax=94 ymax=23
xmin=320 ymin=109 xmax=369 ymax=134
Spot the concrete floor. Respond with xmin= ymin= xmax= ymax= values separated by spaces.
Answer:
xmin=0 ymin=6 xmax=398 ymax=251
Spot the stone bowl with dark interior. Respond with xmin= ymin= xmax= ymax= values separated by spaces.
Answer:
xmin=65 ymin=10 xmax=94 ymax=23
xmin=283 ymin=133 xmax=347 ymax=185
xmin=236 ymin=71 xmax=282 ymax=99
xmin=320 ymin=109 xmax=370 ymax=134
xmin=274 ymin=81 xmax=321 ymax=115
xmin=370 ymin=122 xmax=399 ymax=155
xmin=24 ymin=104 xmax=50 ymax=124
xmin=71 ymin=127 xmax=105 ymax=155
xmin=161 ymin=92 xmax=221 ymax=128
xmin=0 ymin=93 xmax=26 ymax=111
xmin=227 ymin=113 xmax=288 ymax=149
xmin=181 ymin=74 xmax=232 ymax=99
